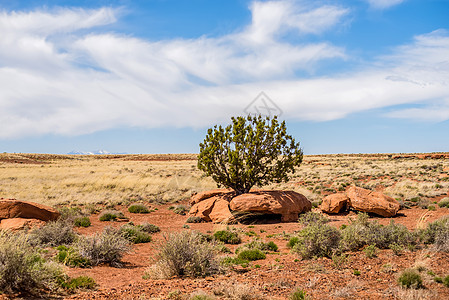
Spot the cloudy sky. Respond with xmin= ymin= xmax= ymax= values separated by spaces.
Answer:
xmin=1 ymin=0 xmax=448 ymax=154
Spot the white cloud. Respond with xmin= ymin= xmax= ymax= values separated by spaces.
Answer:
xmin=365 ymin=0 xmax=405 ymax=9
xmin=0 ymin=1 xmax=448 ymax=139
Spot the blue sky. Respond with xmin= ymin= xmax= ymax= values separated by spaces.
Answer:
xmin=1 ymin=0 xmax=449 ymax=154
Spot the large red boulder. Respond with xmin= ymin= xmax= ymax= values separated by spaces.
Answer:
xmin=188 ymin=196 xmax=235 ymax=224
xmin=346 ymin=187 xmax=400 ymax=217
xmin=320 ymin=193 xmax=349 ymax=214
xmin=0 ymin=198 xmax=60 ymax=221
xmin=229 ymin=191 xmax=311 ymax=222
xmin=0 ymin=218 xmax=46 ymax=231
xmin=189 ymin=189 xmax=233 ymax=205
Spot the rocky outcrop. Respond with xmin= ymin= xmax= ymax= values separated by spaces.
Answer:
xmin=188 ymin=189 xmax=311 ymax=223
xmin=319 ymin=187 xmax=400 ymax=217
xmin=188 ymin=195 xmax=235 ymax=224
xmin=0 ymin=198 xmax=60 ymax=221
xmin=0 ymin=218 xmax=46 ymax=231
xmin=320 ymin=193 xmax=349 ymax=214
xmin=346 ymin=187 xmax=400 ymax=217
xmin=229 ymin=191 xmax=312 ymax=222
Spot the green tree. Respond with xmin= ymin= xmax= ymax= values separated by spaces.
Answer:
xmin=198 ymin=115 xmax=303 ymax=195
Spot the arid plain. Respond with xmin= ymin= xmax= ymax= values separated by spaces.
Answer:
xmin=0 ymin=153 xmax=449 ymax=299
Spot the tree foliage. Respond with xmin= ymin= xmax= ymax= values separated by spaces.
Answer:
xmin=198 ymin=115 xmax=303 ymax=195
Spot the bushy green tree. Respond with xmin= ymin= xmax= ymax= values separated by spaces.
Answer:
xmin=198 ymin=115 xmax=302 ymax=195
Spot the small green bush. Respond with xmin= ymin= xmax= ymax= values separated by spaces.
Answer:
xmin=443 ymin=275 xmax=449 ymax=287
xmin=120 ymin=224 xmax=152 ymax=244
xmin=186 ymin=216 xmax=204 ymax=223
xmin=289 ymin=288 xmax=309 ymax=300
xmin=98 ymin=210 xmax=126 ymax=221
xmin=213 ymin=230 xmax=241 ymax=244
xmin=29 ymin=219 xmax=77 ymax=246
xmin=237 ymin=239 xmax=278 ymax=253
xmin=0 ymin=231 xmax=65 ymax=295
xmin=75 ymin=227 xmax=130 ymax=267
xmin=55 ymin=245 xmax=91 ymax=268
xmin=173 ymin=205 xmax=190 ymax=215
xmin=128 ymin=203 xmax=150 ymax=214
xmin=74 ymin=216 xmax=91 ymax=227
xmin=138 ymin=222 xmax=161 ymax=233
xmin=287 ymin=236 xmax=300 ymax=249
xmin=363 ymin=244 xmax=378 ymax=258
xmin=341 ymin=213 xmax=416 ymax=251
xmin=146 ymin=230 xmax=222 ymax=279
xmin=298 ymin=211 xmax=329 ymax=227
xmin=221 ymin=257 xmax=249 ymax=267
xmin=419 ymin=216 xmax=449 ymax=246
xmin=398 ymin=269 xmax=423 ymax=289
xmin=292 ymin=224 xmax=341 ymax=259
xmin=237 ymin=248 xmax=266 ymax=261
xmin=438 ymin=197 xmax=449 ymax=208
xmin=63 ymin=275 xmax=96 ymax=291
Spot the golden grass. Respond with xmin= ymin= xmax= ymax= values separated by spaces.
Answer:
xmin=0 ymin=153 xmax=448 ymax=209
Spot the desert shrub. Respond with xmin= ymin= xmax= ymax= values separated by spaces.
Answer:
xmin=98 ymin=209 xmax=126 ymax=221
xmin=287 ymin=236 xmax=300 ymax=249
xmin=289 ymin=288 xmax=309 ymax=300
xmin=59 ymin=207 xmax=84 ymax=220
xmin=237 ymin=239 xmax=278 ymax=253
xmin=292 ymin=223 xmax=341 ymax=259
xmin=398 ymin=269 xmax=423 ymax=289
xmin=75 ymin=227 xmax=130 ymax=267
xmin=62 ymin=275 xmax=96 ymax=291
xmin=237 ymin=248 xmax=266 ymax=261
xmin=138 ymin=222 xmax=161 ymax=233
xmin=213 ymin=229 xmax=241 ymax=244
xmin=120 ymin=224 xmax=152 ymax=244
xmin=172 ymin=205 xmax=190 ymax=215
xmin=363 ymin=244 xmax=378 ymax=258
xmin=74 ymin=216 xmax=91 ymax=227
xmin=189 ymin=291 xmax=215 ymax=300
xmin=340 ymin=213 xmax=416 ymax=251
xmin=146 ymin=230 xmax=222 ymax=279
xmin=298 ymin=211 xmax=329 ymax=227
xmin=444 ymin=275 xmax=449 ymax=287
xmin=55 ymin=245 xmax=91 ymax=268
xmin=128 ymin=203 xmax=150 ymax=214
xmin=198 ymin=115 xmax=303 ymax=195
xmin=419 ymin=215 xmax=449 ymax=245
xmin=438 ymin=197 xmax=449 ymax=208
xmin=186 ymin=216 xmax=204 ymax=223
xmin=0 ymin=231 xmax=65 ymax=295
xmin=213 ymin=282 xmax=262 ymax=300
xmin=221 ymin=257 xmax=249 ymax=268
xmin=29 ymin=218 xmax=77 ymax=246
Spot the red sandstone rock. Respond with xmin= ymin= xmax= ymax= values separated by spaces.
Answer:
xmin=189 ymin=189 xmax=233 ymax=205
xmin=346 ymin=187 xmax=400 ymax=217
xmin=229 ymin=191 xmax=311 ymax=222
xmin=188 ymin=196 xmax=235 ymax=223
xmin=0 ymin=218 xmax=45 ymax=231
xmin=320 ymin=193 xmax=349 ymax=214
xmin=0 ymin=198 xmax=60 ymax=221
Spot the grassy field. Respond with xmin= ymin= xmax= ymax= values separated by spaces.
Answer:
xmin=1 ymin=153 xmax=448 ymax=210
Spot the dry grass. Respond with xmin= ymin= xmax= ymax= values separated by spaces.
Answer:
xmin=0 ymin=153 xmax=448 ymax=209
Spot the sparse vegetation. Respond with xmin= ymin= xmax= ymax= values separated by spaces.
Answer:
xmin=398 ymin=269 xmax=423 ymax=289
xmin=128 ymin=203 xmax=150 ymax=213
xmin=146 ymin=231 xmax=222 ymax=279
xmin=75 ymin=227 xmax=130 ymax=267
xmin=213 ymin=229 xmax=241 ymax=244
xmin=0 ymin=231 xmax=65 ymax=295
xmin=237 ymin=248 xmax=266 ymax=261
xmin=99 ymin=209 xmax=127 ymax=221
xmin=120 ymin=223 xmax=152 ymax=244
xmin=291 ymin=223 xmax=341 ymax=259
xmin=29 ymin=219 xmax=77 ymax=246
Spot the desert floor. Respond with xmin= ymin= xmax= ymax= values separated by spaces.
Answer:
xmin=0 ymin=153 xmax=448 ymax=299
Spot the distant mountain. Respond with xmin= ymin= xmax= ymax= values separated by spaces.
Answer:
xmin=68 ymin=150 xmax=126 ymax=155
